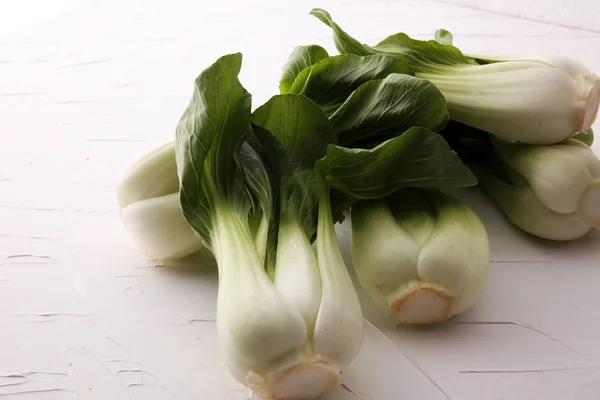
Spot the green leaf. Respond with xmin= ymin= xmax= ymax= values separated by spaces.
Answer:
xmin=572 ymin=128 xmax=594 ymax=146
xmin=434 ymin=29 xmax=454 ymax=45
xmin=252 ymin=94 xmax=336 ymax=238
xmin=240 ymin=142 xmax=273 ymax=220
xmin=309 ymin=8 xmax=374 ymax=56
xmin=252 ymin=94 xmax=336 ymax=169
xmin=288 ymin=54 xmax=413 ymax=115
xmin=329 ymin=73 xmax=448 ymax=146
xmin=176 ymin=53 xmax=252 ymax=246
xmin=280 ymin=45 xmax=330 ymax=94
xmin=373 ymin=33 xmax=475 ymax=71
xmin=311 ymin=9 xmax=477 ymax=73
xmin=318 ymin=127 xmax=477 ymax=199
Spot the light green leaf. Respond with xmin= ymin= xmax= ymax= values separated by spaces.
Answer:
xmin=329 ymin=73 xmax=448 ymax=146
xmin=176 ymin=53 xmax=253 ymax=246
xmin=434 ymin=29 xmax=454 ymax=45
xmin=319 ymin=127 xmax=477 ymax=199
xmin=288 ymin=54 xmax=413 ymax=115
xmin=280 ymin=45 xmax=329 ymax=94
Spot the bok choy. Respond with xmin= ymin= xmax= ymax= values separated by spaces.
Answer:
xmin=444 ymin=122 xmax=600 ymax=240
xmin=116 ymin=142 xmax=205 ymax=260
xmin=171 ymin=51 xmax=477 ymax=399
xmin=310 ymin=8 xmax=600 ymax=145
xmin=351 ymin=189 xmax=490 ymax=324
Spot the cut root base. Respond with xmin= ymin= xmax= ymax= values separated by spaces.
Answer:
xmin=581 ymin=74 xmax=600 ymax=132
xmin=579 ymin=179 xmax=600 ymax=226
xmin=249 ymin=362 xmax=342 ymax=400
xmin=389 ymin=282 xmax=457 ymax=324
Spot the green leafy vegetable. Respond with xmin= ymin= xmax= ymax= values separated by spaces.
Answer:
xmin=329 ymin=74 xmax=449 ymax=145
xmin=176 ymin=53 xmax=254 ymax=247
xmin=443 ymin=122 xmax=600 ymax=240
xmin=252 ymin=93 xmax=364 ymax=399
xmin=310 ymin=8 xmax=372 ymax=56
xmin=311 ymin=9 xmax=600 ymax=144
xmin=279 ymin=44 xmax=329 ymax=93
xmin=288 ymin=54 xmax=413 ymax=115
xmin=351 ymin=188 xmax=490 ymax=324
xmin=319 ymin=127 xmax=477 ymax=199
xmin=116 ymin=142 xmax=207 ymax=261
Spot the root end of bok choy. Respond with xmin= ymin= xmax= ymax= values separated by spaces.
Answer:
xmin=579 ymin=74 xmax=600 ymax=134
xmin=248 ymin=360 xmax=341 ymax=400
xmin=388 ymin=281 xmax=457 ymax=324
xmin=579 ymin=179 xmax=600 ymax=226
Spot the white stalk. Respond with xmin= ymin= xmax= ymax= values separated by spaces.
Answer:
xmin=117 ymin=142 xmax=205 ymax=260
xmin=312 ymin=193 xmax=364 ymax=368
xmin=120 ymin=193 xmax=206 ymax=260
xmin=475 ymin=167 xmax=592 ymax=241
xmin=418 ymin=59 xmax=600 ymax=144
xmin=350 ymin=199 xmax=422 ymax=311
xmin=492 ymin=138 xmax=600 ymax=226
xmin=212 ymin=205 xmax=310 ymax=398
xmin=274 ymin=210 xmax=322 ymax=338
xmin=117 ymin=142 xmax=179 ymax=208
xmin=216 ymin=198 xmax=363 ymax=400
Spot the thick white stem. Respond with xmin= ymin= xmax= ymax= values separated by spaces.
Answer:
xmin=212 ymin=205 xmax=308 ymax=387
xmin=120 ymin=193 xmax=205 ymax=260
xmin=274 ymin=211 xmax=322 ymax=339
xmin=312 ymin=191 xmax=363 ymax=369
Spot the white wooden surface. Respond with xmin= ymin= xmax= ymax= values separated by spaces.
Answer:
xmin=438 ymin=0 xmax=600 ymax=32
xmin=1 ymin=1 xmax=599 ymax=399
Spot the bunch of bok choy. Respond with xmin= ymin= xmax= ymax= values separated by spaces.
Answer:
xmin=114 ymin=7 xmax=600 ymax=400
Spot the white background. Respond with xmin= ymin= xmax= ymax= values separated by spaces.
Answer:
xmin=0 ymin=1 xmax=599 ymax=399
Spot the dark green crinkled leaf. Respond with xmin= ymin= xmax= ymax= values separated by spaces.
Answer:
xmin=572 ymin=128 xmax=594 ymax=146
xmin=318 ymin=127 xmax=477 ymax=199
xmin=330 ymin=73 xmax=448 ymax=146
xmin=311 ymin=8 xmax=477 ymax=73
xmin=288 ymin=54 xmax=413 ymax=116
xmin=280 ymin=45 xmax=329 ymax=94
xmin=176 ymin=53 xmax=252 ymax=247
xmin=434 ymin=29 xmax=454 ymax=45
xmin=252 ymin=94 xmax=336 ymax=238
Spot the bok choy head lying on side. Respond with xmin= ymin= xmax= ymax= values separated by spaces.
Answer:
xmin=444 ymin=122 xmax=600 ymax=241
xmin=310 ymin=8 xmax=600 ymax=145
xmin=116 ymin=142 xmax=206 ymax=261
